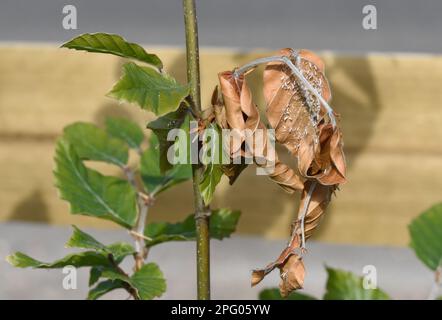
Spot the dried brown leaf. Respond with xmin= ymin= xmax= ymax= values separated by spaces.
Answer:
xmin=279 ymin=254 xmax=305 ymax=297
xmin=216 ymin=72 xmax=304 ymax=192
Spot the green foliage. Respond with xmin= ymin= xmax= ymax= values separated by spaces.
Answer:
xmin=62 ymin=33 xmax=163 ymax=69
xmin=259 ymin=288 xmax=317 ymax=300
xmin=88 ymin=280 xmax=126 ymax=300
xmin=140 ymin=134 xmax=192 ymax=195
xmin=7 ymin=227 xmax=135 ymax=269
xmin=10 ymin=29 xmax=243 ymax=300
xmin=108 ymin=62 xmax=189 ymax=116
xmin=91 ymin=263 xmax=166 ymax=300
xmin=54 ymin=139 xmax=137 ymax=228
xmin=146 ymin=106 xmax=191 ymax=173
xmin=105 ymin=117 xmax=144 ymax=150
xmin=130 ymin=263 xmax=167 ymax=300
xmin=66 ymin=225 xmax=107 ymax=251
xmin=145 ymin=208 xmax=241 ymax=247
xmin=199 ymin=124 xmax=225 ymax=204
xmin=63 ymin=122 xmax=129 ymax=167
xmin=409 ymin=203 xmax=442 ymax=270
xmin=323 ymin=267 xmax=390 ymax=300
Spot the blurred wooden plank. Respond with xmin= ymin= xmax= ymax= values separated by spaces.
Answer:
xmin=1 ymin=46 xmax=442 ymax=246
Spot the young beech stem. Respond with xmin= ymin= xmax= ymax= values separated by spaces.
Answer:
xmin=183 ymin=0 xmax=211 ymax=300
xmin=123 ymin=165 xmax=151 ymax=272
xmin=234 ymin=55 xmax=337 ymax=128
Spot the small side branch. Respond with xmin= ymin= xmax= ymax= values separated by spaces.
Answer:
xmin=123 ymin=165 xmax=152 ymax=271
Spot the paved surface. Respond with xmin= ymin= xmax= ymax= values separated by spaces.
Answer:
xmin=0 ymin=222 xmax=434 ymax=299
xmin=0 ymin=0 xmax=441 ymax=53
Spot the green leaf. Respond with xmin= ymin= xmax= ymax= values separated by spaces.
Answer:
xmin=106 ymin=242 xmax=136 ymax=262
xmin=146 ymin=106 xmax=191 ymax=173
xmin=63 ymin=122 xmax=128 ymax=167
xmin=108 ymin=62 xmax=189 ymax=116
xmin=199 ymin=164 xmax=223 ymax=205
xmin=6 ymin=251 xmax=111 ymax=269
xmin=409 ymin=203 xmax=442 ymax=270
xmin=88 ymin=280 xmax=126 ymax=300
xmin=323 ymin=267 xmax=390 ymax=300
xmin=130 ymin=263 xmax=166 ymax=300
xmin=105 ymin=117 xmax=144 ymax=150
xmin=145 ymin=208 xmax=241 ymax=247
xmin=209 ymin=209 xmax=242 ymax=239
xmin=140 ymin=134 xmax=191 ymax=195
xmin=61 ymin=33 xmax=162 ymax=69
xmin=199 ymin=124 xmax=224 ymax=204
xmin=89 ymin=267 xmax=102 ymax=287
xmin=66 ymin=225 xmax=107 ymax=252
xmin=258 ymin=288 xmax=317 ymax=300
xmin=54 ymin=139 xmax=137 ymax=228
xmin=65 ymin=226 xmax=135 ymax=263
xmin=98 ymin=263 xmax=166 ymax=300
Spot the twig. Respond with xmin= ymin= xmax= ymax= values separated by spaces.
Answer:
xmin=233 ymin=54 xmax=337 ymax=128
xmin=428 ymin=265 xmax=442 ymax=300
xmin=122 ymin=165 xmax=152 ymax=271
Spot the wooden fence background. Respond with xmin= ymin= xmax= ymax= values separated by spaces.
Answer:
xmin=1 ymin=45 xmax=441 ymax=246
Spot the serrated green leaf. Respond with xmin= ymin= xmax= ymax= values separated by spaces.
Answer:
xmin=63 ymin=122 xmax=128 ymax=167
xmin=199 ymin=124 xmax=224 ymax=204
xmin=106 ymin=242 xmax=136 ymax=262
xmin=323 ymin=267 xmax=390 ymax=300
xmin=209 ymin=208 xmax=241 ymax=239
xmin=199 ymin=164 xmax=223 ymax=205
xmin=140 ymin=134 xmax=191 ymax=195
xmin=6 ymin=251 xmax=111 ymax=269
xmin=66 ymin=225 xmax=107 ymax=252
xmin=145 ymin=208 xmax=241 ymax=247
xmin=108 ymin=62 xmax=189 ymax=116
xmin=409 ymin=203 xmax=442 ymax=270
xmin=146 ymin=106 xmax=191 ymax=173
xmin=105 ymin=117 xmax=144 ymax=150
xmin=89 ymin=267 xmax=102 ymax=287
xmin=258 ymin=288 xmax=317 ymax=300
xmin=54 ymin=139 xmax=137 ymax=228
xmin=98 ymin=263 xmax=166 ymax=300
xmin=88 ymin=280 xmax=126 ymax=300
xmin=65 ymin=226 xmax=135 ymax=263
xmin=62 ymin=33 xmax=162 ymax=69
xmin=130 ymin=263 xmax=166 ymax=300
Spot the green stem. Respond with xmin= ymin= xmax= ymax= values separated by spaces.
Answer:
xmin=183 ymin=0 xmax=211 ymax=300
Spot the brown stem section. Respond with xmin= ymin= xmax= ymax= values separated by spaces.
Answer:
xmin=183 ymin=0 xmax=211 ymax=300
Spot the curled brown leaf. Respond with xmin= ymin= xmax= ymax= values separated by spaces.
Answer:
xmin=216 ymin=71 xmax=305 ymax=193
xmin=209 ymin=48 xmax=346 ymax=296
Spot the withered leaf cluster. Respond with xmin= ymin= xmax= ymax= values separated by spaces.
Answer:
xmin=210 ymin=48 xmax=346 ymax=297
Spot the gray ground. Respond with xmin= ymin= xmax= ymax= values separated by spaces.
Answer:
xmin=0 ymin=222 xmax=434 ymax=299
xmin=0 ymin=0 xmax=441 ymax=53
